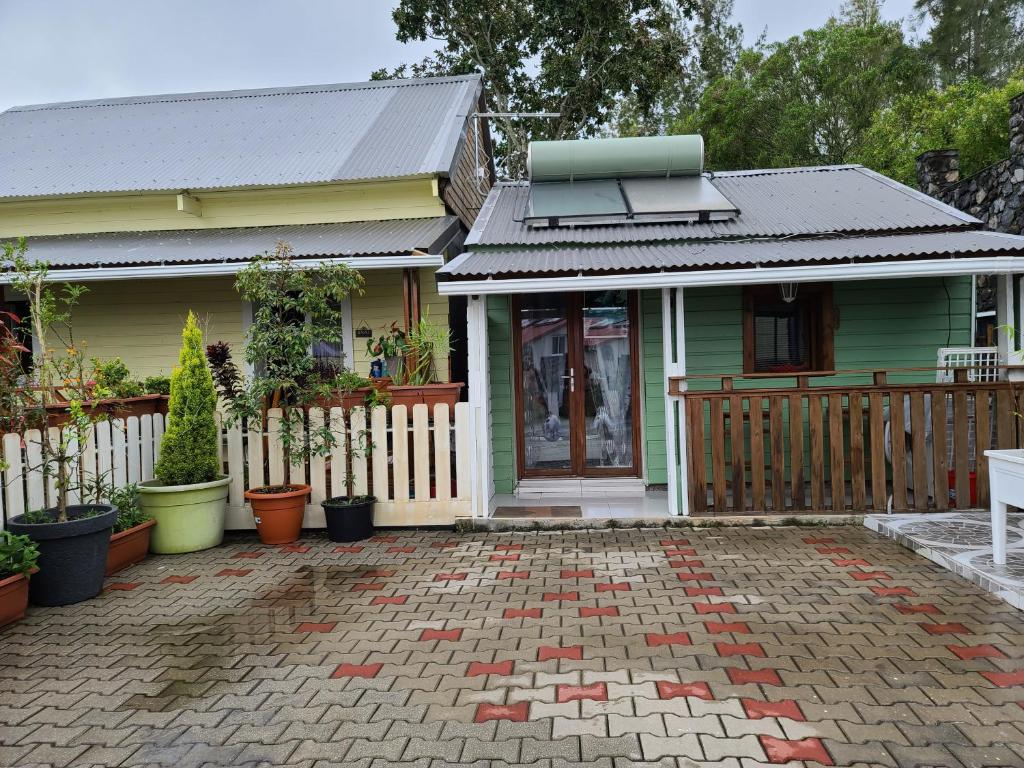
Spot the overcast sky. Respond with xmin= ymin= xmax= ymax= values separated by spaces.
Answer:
xmin=0 ymin=0 xmax=920 ymax=112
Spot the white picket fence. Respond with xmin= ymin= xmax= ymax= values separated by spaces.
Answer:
xmin=0 ymin=403 xmax=472 ymax=530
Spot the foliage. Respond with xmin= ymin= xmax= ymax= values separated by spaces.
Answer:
xmin=855 ymin=72 xmax=1024 ymax=186
xmin=376 ymin=0 xmax=698 ymax=175
xmin=0 ymin=530 xmax=39 ymax=578
xmin=399 ymin=315 xmax=452 ymax=386
xmin=614 ymin=0 xmax=744 ymax=136
xmin=205 ymin=341 xmax=244 ymax=402
xmin=7 ymin=246 xmax=106 ymax=520
xmin=333 ymin=370 xmax=372 ymax=394
xmin=154 ymin=312 xmax=220 ymax=487
xmin=365 ymin=321 xmax=407 ymax=360
xmin=109 ymin=484 xmax=150 ymax=533
xmin=0 ymin=301 xmax=32 ymax=435
xmin=143 ymin=375 xmax=171 ymax=396
xmin=914 ymin=0 xmax=1024 ymax=86
xmin=90 ymin=357 xmax=144 ymax=399
xmin=225 ymin=242 xmax=365 ymax=472
xmin=686 ymin=17 xmax=930 ymax=170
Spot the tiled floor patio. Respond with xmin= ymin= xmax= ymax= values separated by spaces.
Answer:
xmin=2 ymin=525 xmax=1024 ymax=768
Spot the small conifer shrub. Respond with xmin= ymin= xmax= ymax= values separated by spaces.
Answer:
xmin=155 ymin=312 xmax=220 ymax=486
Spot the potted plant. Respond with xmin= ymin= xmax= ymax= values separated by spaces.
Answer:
xmin=366 ymin=322 xmax=406 ymax=381
xmin=138 ymin=312 xmax=230 ymax=554
xmin=388 ymin=315 xmax=463 ymax=409
xmin=0 ymin=530 xmax=38 ymax=628
xmin=322 ymin=493 xmax=377 ymax=543
xmin=105 ymin=484 xmax=155 ymax=575
xmin=3 ymin=242 xmax=119 ymax=607
xmin=216 ymin=241 xmax=365 ymax=545
xmin=45 ymin=357 xmax=164 ymax=426
xmin=144 ymin=375 xmax=172 ymax=415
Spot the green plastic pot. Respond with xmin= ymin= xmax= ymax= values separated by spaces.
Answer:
xmin=138 ymin=475 xmax=231 ymax=554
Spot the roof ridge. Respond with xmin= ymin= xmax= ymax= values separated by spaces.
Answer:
xmin=7 ymin=74 xmax=482 ymax=114
xmin=713 ymin=164 xmax=863 ymax=177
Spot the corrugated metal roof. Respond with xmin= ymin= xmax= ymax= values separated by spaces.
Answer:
xmin=466 ymin=166 xmax=980 ymax=247
xmin=17 ymin=216 xmax=460 ymax=268
xmin=441 ymin=230 xmax=1024 ymax=277
xmin=0 ymin=75 xmax=482 ymax=198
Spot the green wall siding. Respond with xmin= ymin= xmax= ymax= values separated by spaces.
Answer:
xmin=641 ymin=290 xmax=667 ymax=485
xmin=487 ymin=295 xmax=516 ymax=494
xmin=685 ymin=277 xmax=972 ymax=386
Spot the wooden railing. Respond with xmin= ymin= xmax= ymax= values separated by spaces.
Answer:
xmin=670 ymin=368 xmax=1021 ymax=515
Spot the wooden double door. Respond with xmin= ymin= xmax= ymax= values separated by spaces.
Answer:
xmin=513 ymin=290 xmax=641 ymax=478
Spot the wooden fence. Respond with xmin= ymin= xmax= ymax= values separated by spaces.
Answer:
xmin=672 ymin=369 xmax=1022 ymax=515
xmin=1 ymin=403 xmax=472 ymax=529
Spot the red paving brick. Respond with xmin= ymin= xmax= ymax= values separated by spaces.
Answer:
xmin=294 ymin=622 xmax=336 ymax=633
xmin=419 ymin=628 xmax=462 ymax=642
xmin=685 ymin=586 xmax=723 ymax=596
xmin=646 ymin=632 xmax=691 ymax=647
xmin=695 ymin=602 xmax=737 ymax=615
xmin=743 ymin=698 xmax=805 ymax=721
xmin=561 ymin=569 xmax=593 ymax=578
xmin=280 ymin=543 xmax=310 ymax=553
xmin=705 ymin=621 xmax=750 ymax=634
xmin=893 ymin=603 xmax=942 ymax=614
xmin=542 ymin=591 xmax=580 ymax=601
xmin=433 ymin=572 xmax=467 ymax=581
xmin=351 ymin=582 xmax=384 ymax=592
xmin=716 ymin=642 xmax=766 ymax=657
xmin=475 ymin=702 xmax=529 ymax=722
xmin=371 ymin=596 xmax=408 ymax=605
xmin=490 ymin=554 xmax=520 ymax=562
xmin=160 ymin=575 xmax=197 ymax=584
xmin=579 ymin=606 xmax=619 ymax=617
xmin=948 ymin=644 xmax=1007 ymax=660
xmin=504 ymin=608 xmax=542 ymax=619
xmin=232 ymin=551 xmax=264 ymax=559
xmin=921 ymin=622 xmax=973 ymax=635
xmin=498 ymin=570 xmax=529 ymax=580
xmin=656 ymin=680 xmax=713 ymax=700
xmin=538 ymin=645 xmax=583 ymax=661
xmin=728 ymin=667 xmax=784 ymax=686
xmin=556 ymin=682 xmax=608 ymax=703
xmin=760 ymin=736 xmax=833 ymax=765
xmin=595 ymin=582 xmax=630 ymax=592
xmin=981 ymin=670 xmax=1024 ymax=687
xmin=677 ymin=572 xmax=716 ymax=581
xmin=332 ymin=545 xmax=364 ymax=553
xmin=107 ymin=582 xmax=139 ymax=591
xmin=466 ymin=660 xmax=514 ymax=677
xmin=215 ymin=569 xmax=251 ymax=577
xmin=871 ymin=585 xmax=917 ymax=597
xmin=331 ymin=663 xmax=383 ymax=679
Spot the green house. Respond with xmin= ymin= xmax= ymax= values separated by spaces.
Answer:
xmin=438 ymin=135 xmax=1024 ymax=519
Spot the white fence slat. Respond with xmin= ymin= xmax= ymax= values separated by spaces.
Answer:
xmin=455 ymin=402 xmax=471 ymax=500
xmin=24 ymin=429 xmax=45 ymax=512
xmin=267 ymin=409 xmax=284 ymax=486
xmin=308 ymin=409 xmax=327 ymax=506
xmin=289 ymin=412 xmax=306 ymax=485
xmin=96 ymin=421 xmax=113 ymax=492
xmin=140 ymin=415 xmax=154 ymax=480
xmin=392 ymin=405 xmax=409 ymax=502
xmin=64 ymin=428 xmax=81 ymax=506
xmin=45 ymin=427 xmax=60 ymax=506
xmin=111 ymin=419 xmax=127 ymax=489
xmin=412 ymin=404 xmax=430 ymax=502
xmin=350 ymin=407 xmax=368 ymax=496
xmin=81 ymin=425 xmax=98 ymax=494
xmin=152 ymin=413 xmax=165 ymax=466
xmin=246 ymin=419 xmax=265 ymax=490
xmin=215 ymin=412 xmax=224 ymax=465
xmin=434 ymin=403 xmax=451 ymax=502
xmin=371 ymin=406 xmax=389 ymax=501
xmin=226 ymin=421 xmax=245 ymax=506
xmin=126 ymin=417 xmax=141 ymax=484
xmin=2 ymin=433 xmax=24 ymax=522
xmin=329 ymin=408 xmax=347 ymax=497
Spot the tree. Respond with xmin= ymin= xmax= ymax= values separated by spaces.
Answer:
xmin=376 ymin=0 xmax=697 ymax=175
xmin=856 ymin=72 xmax=1024 ymax=186
xmin=614 ymin=0 xmax=744 ymax=136
xmin=154 ymin=312 xmax=220 ymax=487
xmin=841 ymin=0 xmax=882 ymax=27
xmin=686 ymin=17 xmax=929 ymax=170
xmin=914 ymin=0 xmax=1024 ymax=86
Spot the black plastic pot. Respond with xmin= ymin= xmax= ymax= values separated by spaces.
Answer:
xmin=321 ymin=496 xmax=376 ymax=543
xmin=8 ymin=505 xmax=117 ymax=607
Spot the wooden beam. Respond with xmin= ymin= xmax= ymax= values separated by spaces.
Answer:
xmin=175 ymin=192 xmax=202 ymax=217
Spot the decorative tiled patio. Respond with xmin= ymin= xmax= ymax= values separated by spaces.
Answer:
xmin=866 ymin=511 xmax=1024 ymax=611
xmin=2 ymin=525 xmax=1024 ymax=768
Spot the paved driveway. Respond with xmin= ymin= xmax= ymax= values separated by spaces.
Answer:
xmin=1 ymin=525 xmax=1023 ymax=768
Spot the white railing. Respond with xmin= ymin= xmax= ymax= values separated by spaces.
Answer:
xmin=1 ymin=403 xmax=472 ymax=530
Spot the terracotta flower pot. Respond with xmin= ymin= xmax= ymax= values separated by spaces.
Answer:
xmin=245 ymin=484 xmax=310 ymax=545
xmin=386 ymin=383 xmax=463 ymax=411
xmin=105 ymin=519 xmax=157 ymax=576
xmin=0 ymin=572 xmax=31 ymax=628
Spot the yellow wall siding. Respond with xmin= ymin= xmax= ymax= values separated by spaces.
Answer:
xmin=348 ymin=268 xmax=451 ymax=382
xmin=1 ymin=179 xmax=445 ymax=237
xmin=63 ymin=277 xmax=245 ymax=379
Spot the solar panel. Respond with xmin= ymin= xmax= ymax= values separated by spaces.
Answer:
xmin=526 ymin=179 xmax=627 ymax=221
xmin=524 ymin=176 xmax=739 ymax=227
xmin=621 ymin=177 xmax=739 ymax=217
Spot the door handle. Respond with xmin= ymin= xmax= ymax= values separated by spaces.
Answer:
xmin=562 ymin=367 xmax=575 ymax=393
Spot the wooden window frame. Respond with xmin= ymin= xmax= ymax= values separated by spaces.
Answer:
xmin=742 ymin=283 xmax=835 ymax=374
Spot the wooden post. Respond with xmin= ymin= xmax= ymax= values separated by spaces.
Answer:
xmin=467 ymin=296 xmax=491 ymax=518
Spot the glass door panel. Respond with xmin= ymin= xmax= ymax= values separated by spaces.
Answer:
xmin=581 ymin=290 xmax=634 ymax=470
xmin=519 ymin=294 xmax=573 ymax=474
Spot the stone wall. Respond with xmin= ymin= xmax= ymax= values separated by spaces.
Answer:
xmin=915 ymin=92 xmax=1024 ymax=236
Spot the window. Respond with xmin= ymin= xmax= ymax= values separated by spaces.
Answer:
xmin=742 ymin=284 xmax=834 ymax=374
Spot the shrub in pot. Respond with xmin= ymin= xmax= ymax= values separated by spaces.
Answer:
xmin=215 ymin=242 xmax=364 ymax=545
xmin=3 ymin=244 xmax=118 ymax=606
xmin=322 ymin=494 xmax=377 ymax=543
xmin=0 ymin=530 xmax=39 ymax=628
xmin=105 ymin=484 xmax=155 ymax=575
xmin=387 ymin=314 xmax=463 ymax=409
xmin=139 ymin=312 xmax=230 ymax=554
